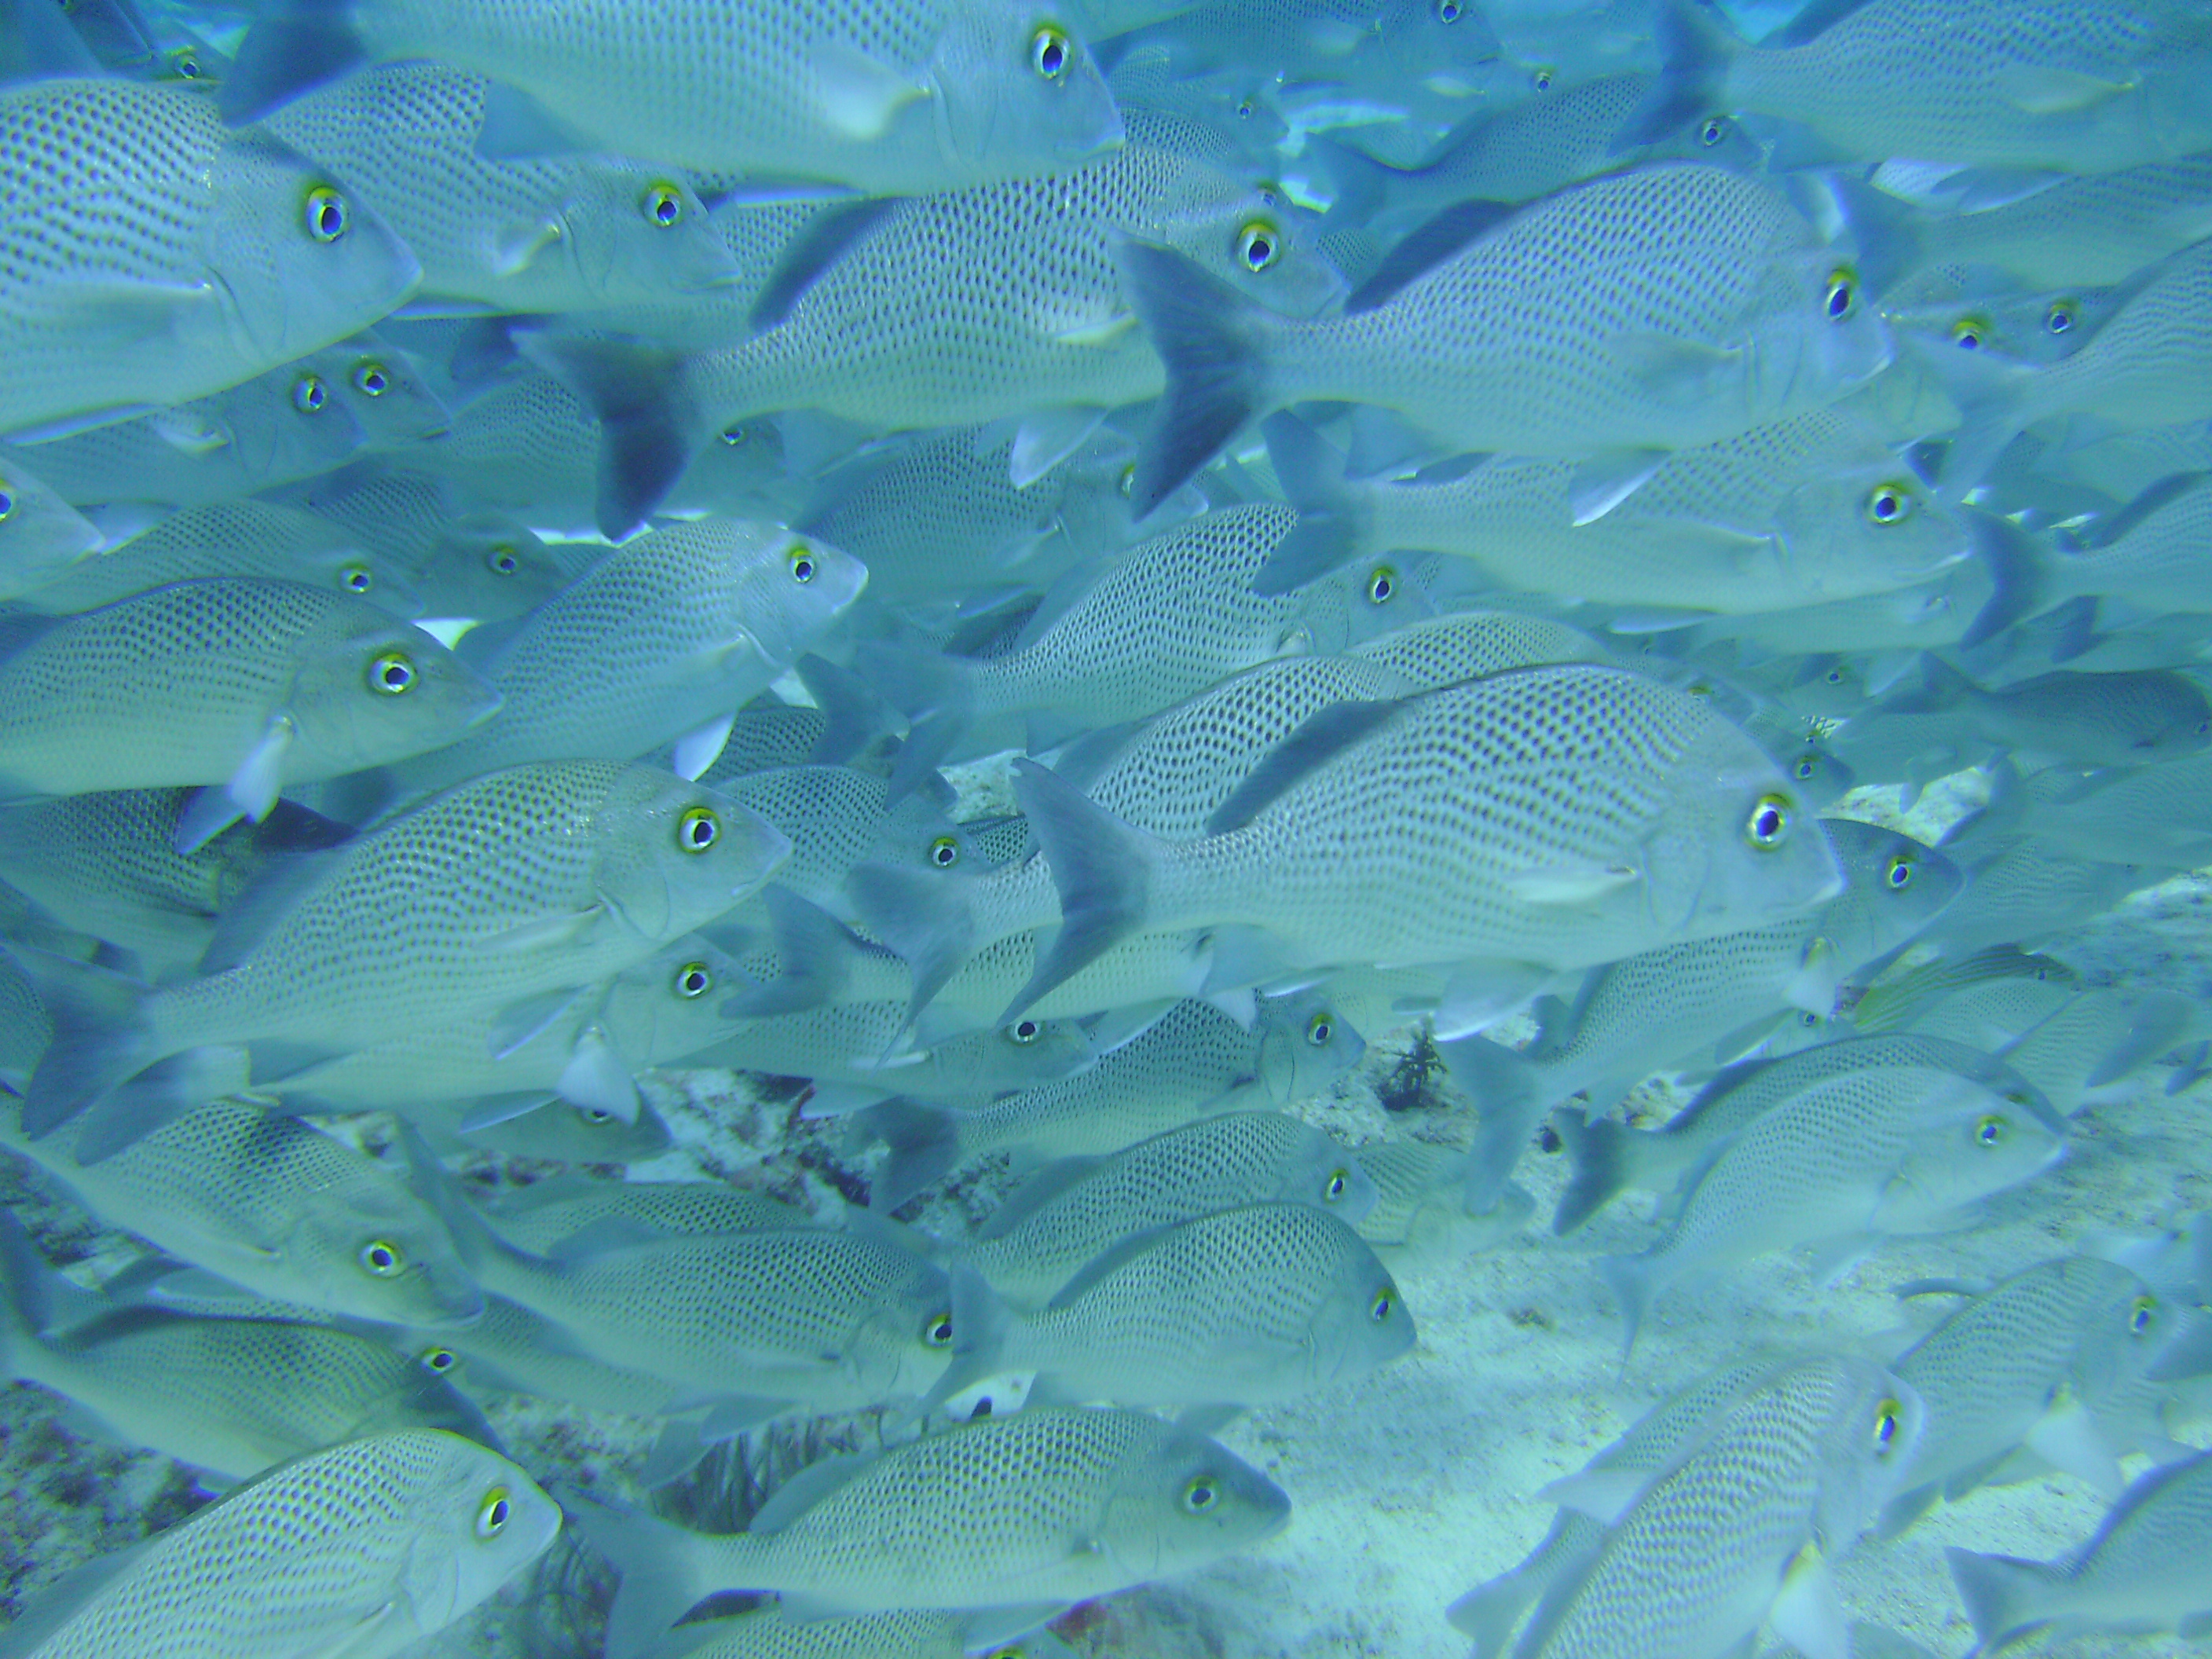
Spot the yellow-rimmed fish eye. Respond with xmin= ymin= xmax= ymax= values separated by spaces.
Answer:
xmin=368 ymin=651 xmax=416 ymax=695
xmin=1367 ymin=564 xmax=1398 ymax=604
xmin=170 ymin=47 xmax=203 ymax=78
xmin=640 ymin=182 xmax=685 ymax=227
xmin=1824 ymin=267 xmax=1856 ymax=320
xmin=1793 ymin=754 xmax=1818 ymax=781
xmin=486 ymin=545 xmax=521 ymax=576
xmin=303 ymin=185 xmax=348 ymax=243
xmin=1865 ymin=481 xmax=1914 ymax=525
xmin=1369 ymin=1287 xmax=1395 ymax=1322
xmin=291 ymin=373 xmax=328 ymax=414
xmin=1181 ymin=1474 xmax=1221 ymax=1513
xmin=922 ymin=1311 xmax=954 ymax=1347
xmin=1235 ymin=96 xmax=1256 ymax=119
xmin=1884 ymin=852 xmax=1914 ymax=889
xmin=1870 ymin=1397 xmax=1903 ymax=1456
xmin=788 ymin=544 xmax=817 ymax=584
xmin=1031 ymin=24 xmax=1071 ymax=79
xmin=676 ymin=805 xmax=719 ymax=853
xmin=1744 ymin=794 xmax=1790 ymax=849
xmin=720 ymin=424 xmax=747 ymax=445
xmin=2046 ymin=298 xmax=2077 ymax=335
xmin=1436 ymin=0 xmax=1465 ymax=20
xmin=1950 ymin=315 xmax=1987 ymax=350
xmin=1699 ymin=115 xmax=1727 ymax=145
xmin=1306 ymin=1012 xmax=1334 ymax=1046
xmin=360 ymin=1240 xmax=405 ymax=1276
xmin=1531 ymin=66 xmax=1554 ymax=90
xmin=1006 ymin=1016 xmax=1043 ymax=1044
xmin=1796 ymin=1009 xmax=1821 ymax=1028
xmin=1324 ymin=1166 xmax=1350 ymax=1200
xmin=1237 ymin=221 xmax=1280 ymax=273
xmin=581 ymin=1107 xmax=615 ymax=1124
xmin=928 ymin=834 xmax=961 ymax=868
xmin=985 ymin=1648 xmax=1027 ymax=1659
xmin=419 ymin=1346 xmax=458 ymax=1375
xmin=339 ymin=564 xmax=374 ymax=595
xmin=1974 ymin=1114 xmax=2007 ymax=1146
xmin=475 ymin=1487 xmax=512 ymax=1539
xmin=2129 ymin=1294 xmax=2159 ymax=1335
xmin=672 ymin=960 xmax=712 ymax=998
xmin=0 ymin=485 xmax=13 ymax=521
xmin=351 ymin=361 xmax=391 ymax=396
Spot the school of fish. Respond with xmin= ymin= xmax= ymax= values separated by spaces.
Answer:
xmin=0 ymin=0 xmax=2210 ymax=1654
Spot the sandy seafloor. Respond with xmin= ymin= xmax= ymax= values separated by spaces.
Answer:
xmin=2 ymin=764 xmax=2209 ymax=1659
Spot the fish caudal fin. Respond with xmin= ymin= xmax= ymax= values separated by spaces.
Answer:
xmin=1005 ymin=759 xmax=1163 ymax=1020
xmin=517 ymin=333 xmax=702 ymax=540
xmin=11 ymin=950 xmax=159 ymax=1149
xmin=1944 ymin=1547 xmax=2062 ymax=1655
xmin=218 ymin=0 xmax=368 ymax=125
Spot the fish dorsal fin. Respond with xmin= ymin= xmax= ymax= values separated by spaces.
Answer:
xmin=1343 ymin=197 xmax=1518 ymax=315
xmin=1205 ymin=699 xmax=1406 ymax=836
xmin=1765 ymin=0 xmax=1876 ymax=47
xmin=748 ymin=199 xmax=896 ymax=334
xmin=196 ymin=848 xmax=342 ymax=974
xmin=747 ymin=1449 xmax=878 ymax=1533
xmin=0 ymin=1540 xmax=153 ymax=1659
xmin=1042 ymin=1216 xmax=1190 ymax=1309
xmin=972 ymin=1154 xmax=1111 ymax=1242
xmin=2080 ymin=471 xmax=2209 ymax=551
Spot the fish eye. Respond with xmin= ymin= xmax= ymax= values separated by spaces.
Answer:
xmin=721 ymin=425 xmax=747 ymax=445
xmin=1699 ymin=116 xmax=1726 ymax=145
xmin=641 ymin=182 xmax=685 ymax=227
xmin=1797 ymin=1009 xmax=1820 ymax=1027
xmin=1793 ymin=755 xmax=1818 ymax=780
xmin=1237 ymin=221 xmax=1280 ymax=273
xmin=2129 ymin=1294 xmax=2158 ymax=1335
xmin=582 ymin=1107 xmax=615 ymax=1123
xmin=2046 ymin=299 xmax=2076 ymax=335
xmin=1007 ymin=1017 xmax=1043 ymax=1044
xmin=339 ymin=564 xmax=373 ymax=595
xmin=676 ymin=805 xmax=720 ymax=853
xmin=1871 ymin=1397 xmax=1902 ymax=1455
xmin=303 ymin=185 xmax=349 ymax=243
xmin=486 ymin=545 xmax=521 ymax=576
xmin=1181 ymin=1474 xmax=1220 ymax=1514
xmin=1974 ymin=1115 xmax=2006 ymax=1146
xmin=0 ymin=487 xmax=12 ymax=521
xmin=1367 ymin=565 xmax=1397 ymax=604
xmin=672 ymin=960 xmax=712 ymax=998
xmin=1031 ymin=24 xmax=1071 ymax=79
xmin=1531 ymin=67 xmax=1554 ymax=90
xmin=1743 ymin=794 xmax=1791 ymax=849
xmin=291 ymin=373 xmax=328 ymax=414
xmin=1824 ymin=268 xmax=1856 ymax=320
xmin=1235 ymin=97 xmax=1255 ymax=119
xmin=1369 ymin=1288 xmax=1394 ymax=1322
xmin=368 ymin=651 xmax=415 ymax=695
xmin=419 ymin=1346 xmax=457 ymax=1374
xmin=352 ymin=361 xmax=390 ymax=397
xmin=1865 ymin=481 xmax=1914 ymax=525
xmin=923 ymin=1312 xmax=954 ymax=1347
xmin=1825 ymin=666 xmax=1845 ymax=684
xmin=359 ymin=1240 xmax=405 ymax=1276
xmin=1306 ymin=1013 xmax=1334 ymax=1046
xmin=1324 ymin=1167 xmax=1350 ymax=1200
xmin=1884 ymin=854 xmax=1914 ymax=889
xmin=1436 ymin=0 xmax=1463 ymax=20
xmin=475 ymin=1487 xmax=512 ymax=1539
xmin=170 ymin=48 xmax=201 ymax=77
xmin=788 ymin=545 xmax=817 ymax=584
xmin=1950 ymin=316 xmax=1987 ymax=351
xmin=928 ymin=834 xmax=961 ymax=868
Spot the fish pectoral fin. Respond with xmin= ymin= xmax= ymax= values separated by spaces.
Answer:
xmin=321 ymin=1602 xmax=401 ymax=1659
xmin=226 ymin=716 xmax=296 ymax=823
xmin=1536 ymin=1465 xmax=1650 ymax=1526
xmin=1011 ymin=407 xmax=1106 ymax=484
xmin=1767 ymin=1543 xmax=1846 ymax=1659
xmin=1994 ymin=63 xmax=2135 ymax=115
xmin=474 ymin=82 xmax=594 ymax=159
xmin=147 ymin=408 xmax=232 ymax=456
xmin=670 ymin=713 xmax=736 ymax=781
xmin=489 ymin=214 xmax=566 ymax=277
xmin=1802 ymin=1232 xmax=1873 ymax=1287
xmin=1505 ymin=861 xmax=1641 ymax=907
xmin=472 ymin=906 xmax=609 ymax=953
xmin=963 ymin=1604 xmax=1076 ymax=1655
xmin=1566 ymin=447 xmax=1668 ymax=526
xmin=555 ymin=1027 xmax=640 ymax=1122
xmin=1049 ymin=312 xmax=1140 ymax=349
xmin=808 ymin=40 xmax=931 ymax=139
xmin=486 ymin=987 xmax=585 ymax=1057
xmin=1602 ymin=331 xmax=1743 ymax=402
xmin=47 ymin=277 xmax=220 ymax=344
xmin=171 ymin=786 xmax=244 ymax=857
xmin=1783 ymin=934 xmax=1840 ymax=1016
xmin=2023 ymin=1391 xmax=2125 ymax=1499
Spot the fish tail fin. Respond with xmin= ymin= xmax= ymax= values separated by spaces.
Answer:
xmin=720 ymin=887 xmax=862 ymax=1019
xmin=218 ymin=0 xmax=366 ymax=124
xmin=852 ymin=1097 xmax=961 ymax=1212
xmin=1551 ymin=1109 xmax=1644 ymax=1236
xmin=793 ymin=653 xmax=896 ymax=767
xmin=0 ymin=1206 xmax=49 ymax=1371
xmin=569 ymin=1495 xmax=718 ymax=1659
xmin=390 ymin=1119 xmax=504 ymax=1271
xmin=1005 ymin=758 xmax=1166 ymax=1020
xmin=1944 ymin=1547 xmax=2061 ymax=1655
xmin=1597 ymin=1251 xmax=1657 ymax=1366
xmin=1303 ymin=134 xmax=1398 ymax=231
xmin=1444 ymin=1562 xmax=1540 ymax=1658
xmin=1613 ymin=0 xmax=1738 ymax=153
xmin=1906 ymin=337 xmax=2041 ymax=496
xmin=1254 ymin=412 xmax=1368 ymax=595
xmin=844 ymin=862 xmax=978 ymax=1025
xmin=919 ymin=1260 xmax=1016 ymax=1416
xmin=1115 ymin=236 xmax=1279 ymax=517
xmin=1441 ymin=1035 xmax=1544 ymax=1214
xmin=516 ymin=331 xmax=702 ymax=540
xmin=11 ymin=950 xmax=158 ymax=1147
xmin=1957 ymin=507 xmax=2055 ymax=649
xmin=862 ymin=643 xmax=976 ymax=804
